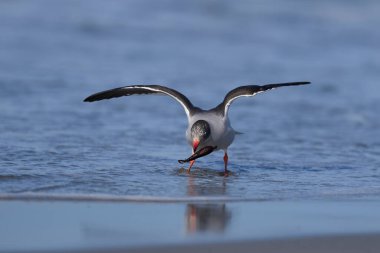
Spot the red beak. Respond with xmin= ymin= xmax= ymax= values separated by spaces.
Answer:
xmin=192 ymin=139 xmax=199 ymax=152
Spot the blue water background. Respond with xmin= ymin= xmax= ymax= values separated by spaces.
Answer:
xmin=0 ymin=0 xmax=379 ymax=200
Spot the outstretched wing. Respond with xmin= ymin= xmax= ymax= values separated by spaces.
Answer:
xmin=84 ymin=85 xmax=196 ymax=118
xmin=216 ymin=81 xmax=310 ymax=116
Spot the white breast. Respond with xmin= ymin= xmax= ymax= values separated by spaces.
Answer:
xmin=186 ymin=112 xmax=235 ymax=151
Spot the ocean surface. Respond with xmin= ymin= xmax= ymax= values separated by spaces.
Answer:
xmin=0 ymin=0 xmax=379 ymax=201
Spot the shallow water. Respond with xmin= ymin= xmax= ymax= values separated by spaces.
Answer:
xmin=1 ymin=200 xmax=380 ymax=252
xmin=0 ymin=0 xmax=380 ymax=201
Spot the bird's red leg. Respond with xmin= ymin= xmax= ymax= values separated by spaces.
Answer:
xmin=187 ymin=160 xmax=195 ymax=174
xmin=187 ymin=140 xmax=199 ymax=174
xmin=223 ymin=152 xmax=229 ymax=176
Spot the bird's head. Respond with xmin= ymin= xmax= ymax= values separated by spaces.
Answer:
xmin=190 ymin=120 xmax=211 ymax=152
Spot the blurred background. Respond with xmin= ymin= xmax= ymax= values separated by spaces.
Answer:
xmin=0 ymin=0 xmax=379 ymax=199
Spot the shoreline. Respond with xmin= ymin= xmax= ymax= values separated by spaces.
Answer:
xmin=1 ymin=192 xmax=379 ymax=203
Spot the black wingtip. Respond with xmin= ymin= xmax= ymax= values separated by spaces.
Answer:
xmin=83 ymin=92 xmax=110 ymax=102
xmin=83 ymin=97 xmax=93 ymax=102
xmin=291 ymin=81 xmax=311 ymax=85
xmin=83 ymin=96 xmax=93 ymax=102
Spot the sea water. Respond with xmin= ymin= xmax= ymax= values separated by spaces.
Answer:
xmin=0 ymin=0 xmax=379 ymax=201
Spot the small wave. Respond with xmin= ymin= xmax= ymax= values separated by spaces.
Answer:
xmin=0 ymin=174 xmax=38 ymax=180
xmin=0 ymin=193 xmax=269 ymax=203
xmin=28 ymin=183 xmax=69 ymax=192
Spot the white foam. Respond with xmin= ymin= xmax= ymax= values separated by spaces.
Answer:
xmin=0 ymin=192 xmax=268 ymax=203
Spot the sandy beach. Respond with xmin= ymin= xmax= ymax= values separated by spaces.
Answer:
xmin=125 ymin=234 xmax=380 ymax=253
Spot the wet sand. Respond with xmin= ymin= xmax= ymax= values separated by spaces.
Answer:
xmin=1 ymin=198 xmax=379 ymax=253
xmin=124 ymin=234 xmax=380 ymax=253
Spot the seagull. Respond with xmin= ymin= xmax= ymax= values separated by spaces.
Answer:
xmin=84 ymin=81 xmax=310 ymax=176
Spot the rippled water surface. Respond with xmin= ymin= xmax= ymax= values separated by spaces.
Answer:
xmin=0 ymin=0 xmax=379 ymax=200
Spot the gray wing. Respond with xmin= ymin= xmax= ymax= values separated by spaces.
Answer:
xmin=84 ymin=85 xmax=196 ymax=118
xmin=216 ymin=82 xmax=310 ymax=116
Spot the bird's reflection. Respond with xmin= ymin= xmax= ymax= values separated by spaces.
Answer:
xmin=186 ymin=172 xmax=232 ymax=234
